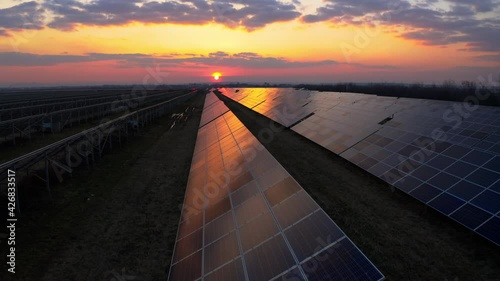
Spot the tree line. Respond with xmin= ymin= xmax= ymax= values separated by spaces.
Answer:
xmin=295 ymin=80 xmax=500 ymax=107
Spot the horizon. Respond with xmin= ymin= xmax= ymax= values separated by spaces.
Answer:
xmin=2 ymin=80 xmax=497 ymax=90
xmin=0 ymin=0 xmax=499 ymax=86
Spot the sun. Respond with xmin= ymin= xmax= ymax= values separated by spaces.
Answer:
xmin=212 ymin=72 xmax=222 ymax=81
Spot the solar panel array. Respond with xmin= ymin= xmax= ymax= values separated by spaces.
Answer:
xmin=220 ymin=88 xmax=500 ymax=246
xmin=169 ymin=92 xmax=384 ymax=281
xmin=198 ymin=90 xmax=231 ymax=127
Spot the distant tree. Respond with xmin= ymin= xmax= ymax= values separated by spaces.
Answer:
xmin=461 ymin=80 xmax=476 ymax=89
xmin=410 ymin=82 xmax=424 ymax=88
xmin=294 ymin=79 xmax=499 ymax=106
xmin=443 ymin=79 xmax=457 ymax=89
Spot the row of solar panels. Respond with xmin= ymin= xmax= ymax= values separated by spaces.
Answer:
xmin=168 ymin=92 xmax=384 ymax=281
xmin=219 ymin=88 xmax=500 ymax=247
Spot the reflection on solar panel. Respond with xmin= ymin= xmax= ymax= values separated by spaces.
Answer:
xmin=199 ymin=91 xmax=231 ymax=127
xmin=220 ymin=88 xmax=500 ymax=246
xmin=168 ymin=92 xmax=384 ymax=281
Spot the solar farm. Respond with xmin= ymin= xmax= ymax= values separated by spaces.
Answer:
xmin=1 ymin=88 xmax=499 ymax=280
xmin=218 ymin=88 xmax=500 ymax=247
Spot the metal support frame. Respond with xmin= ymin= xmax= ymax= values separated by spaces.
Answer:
xmin=0 ymin=91 xmax=198 ymax=210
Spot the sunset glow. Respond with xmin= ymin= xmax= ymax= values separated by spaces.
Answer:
xmin=0 ymin=0 xmax=498 ymax=86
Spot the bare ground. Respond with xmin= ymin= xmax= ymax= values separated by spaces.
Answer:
xmin=217 ymin=93 xmax=500 ymax=281
xmin=2 ymin=94 xmax=204 ymax=281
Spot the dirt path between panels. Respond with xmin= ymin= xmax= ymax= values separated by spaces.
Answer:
xmin=5 ymin=94 xmax=204 ymax=281
xmin=217 ymin=93 xmax=500 ymax=281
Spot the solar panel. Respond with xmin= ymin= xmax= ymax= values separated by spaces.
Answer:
xmin=169 ymin=93 xmax=384 ymax=281
xmin=198 ymin=92 xmax=231 ymax=127
xmin=219 ymin=88 xmax=317 ymax=127
xmin=220 ymin=88 xmax=500 ymax=246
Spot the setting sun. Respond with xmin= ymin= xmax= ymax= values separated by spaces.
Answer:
xmin=212 ymin=72 xmax=222 ymax=81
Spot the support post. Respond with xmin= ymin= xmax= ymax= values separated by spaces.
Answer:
xmin=45 ymin=153 xmax=53 ymax=200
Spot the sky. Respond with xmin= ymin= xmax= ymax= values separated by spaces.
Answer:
xmin=0 ymin=0 xmax=499 ymax=86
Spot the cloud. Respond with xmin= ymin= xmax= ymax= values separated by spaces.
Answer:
xmin=0 ymin=51 xmax=398 ymax=70
xmin=302 ymin=0 xmax=500 ymax=52
xmin=474 ymin=53 xmax=500 ymax=62
xmin=447 ymin=0 xmax=498 ymax=12
xmin=0 ymin=52 xmax=91 ymax=66
xmin=209 ymin=51 xmax=230 ymax=58
xmin=0 ymin=1 xmax=45 ymax=36
xmin=0 ymin=0 xmax=302 ymax=34
xmin=41 ymin=0 xmax=301 ymax=31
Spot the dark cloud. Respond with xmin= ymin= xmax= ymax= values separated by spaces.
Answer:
xmin=43 ymin=0 xmax=209 ymax=30
xmin=474 ymin=53 xmax=500 ymax=62
xmin=0 ymin=1 xmax=45 ymax=36
xmin=233 ymin=52 xmax=260 ymax=58
xmin=42 ymin=0 xmax=300 ymax=31
xmin=0 ymin=52 xmax=91 ymax=66
xmin=0 ymin=0 xmax=301 ymax=33
xmin=447 ymin=0 xmax=498 ymax=12
xmin=302 ymin=0 xmax=410 ymax=23
xmin=0 ymin=51 xmax=398 ymax=70
xmin=447 ymin=4 xmax=475 ymax=16
xmin=209 ymin=51 xmax=230 ymax=57
xmin=302 ymin=0 xmax=500 ymax=52
xmin=302 ymin=6 xmax=343 ymax=24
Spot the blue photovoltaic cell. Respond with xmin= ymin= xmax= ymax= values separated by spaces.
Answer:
xmin=466 ymin=168 xmax=499 ymax=188
xmin=447 ymin=181 xmax=484 ymax=201
xmin=393 ymin=176 xmax=423 ymax=193
xmin=428 ymin=172 xmax=461 ymax=191
xmin=450 ymin=204 xmax=492 ymax=229
xmin=285 ymin=211 xmax=345 ymax=262
xmin=168 ymin=92 xmax=384 ymax=281
xmin=491 ymin=181 xmax=500 ymax=193
xmin=442 ymin=145 xmax=470 ymax=158
xmin=221 ymin=88 xmax=500 ymax=246
xmin=428 ymin=193 xmax=465 ymax=215
xmin=410 ymin=165 xmax=440 ymax=181
xmin=470 ymin=190 xmax=500 ymax=214
xmin=244 ymin=235 xmax=297 ymax=281
xmin=444 ymin=161 xmax=477 ymax=177
xmin=301 ymin=239 xmax=384 ymax=281
xmin=426 ymin=154 xmax=456 ymax=170
xmin=476 ymin=216 xmax=500 ymax=246
xmin=484 ymin=156 xmax=500 ymax=173
xmin=410 ymin=184 xmax=442 ymax=203
xmin=462 ymin=150 xmax=492 ymax=166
